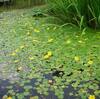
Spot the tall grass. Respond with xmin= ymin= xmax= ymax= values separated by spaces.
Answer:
xmin=46 ymin=0 xmax=100 ymax=29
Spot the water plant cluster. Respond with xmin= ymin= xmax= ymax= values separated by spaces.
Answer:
xmin=0 ymin=8 xmax=100 ymax=99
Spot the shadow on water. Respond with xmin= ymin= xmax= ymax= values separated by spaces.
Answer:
xmin=0 ymin=78 xmax=80 ymax=99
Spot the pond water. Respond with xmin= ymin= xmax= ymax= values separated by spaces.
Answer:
xmin=0 ymin=78 xmax=79 ymax=99
xmin=0 ymin=6 xmax=100 ymax=99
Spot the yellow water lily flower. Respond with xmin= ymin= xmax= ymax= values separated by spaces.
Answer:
xmin=7 ymin=96 xmax=12 ymax=99
xmin=44 ymin=51 xmax=52 ymax=59
xmin=74 ymin=56 xmax=80 ymax=62
xmin=34 ymin=29 xmax=40 ymax=33
xmin=88 ymin=95 xmax=95 ymax=99
xmin=47 ymin=51 xmax=52 ymax=56
xmin=29 ymin=57 xmax=34 ymax=60
xmin=48 ymin=38 xmax=53 ymax=43
xmin=44 ymin=55 xmax=50 ymax=59
xmin=88 ymin=60 xmax=93 ymax=65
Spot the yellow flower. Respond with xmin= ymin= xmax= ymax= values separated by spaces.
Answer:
xmin=48 ymin=38 xmax=53 ymax=43
xmin=88 ymin=95 xmax=95 ymax=99
xmin=10 ymin=52 xmax=16 ymax=56
xmin=74 ymin=56 xmax=80 ymax=62
xmin=34 ymin=29 xmax=40 ymax=33
xmin=29 ymin=57 xmax=34 ymax=60
xmin=44 ymin=55 xmax=49 ymax=59
xmin=7 ymin=96 xmax=12 ymax=99
xmin=88 ymin=60 xmax=93 ymax=65
xmin=47 ymin=51 xmax=52 ymax=56
xmin=44 ymin=51 xmax=52 ymax=59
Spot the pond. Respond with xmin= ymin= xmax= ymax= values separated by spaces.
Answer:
xmin=0 ymin=7 xmax=100 ymax=99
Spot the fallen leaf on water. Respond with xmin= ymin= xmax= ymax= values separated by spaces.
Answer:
xmin=48 ymin=80 xmax=53 ymax=85
xmin=17 ymin=67 xmax=23 ymax=72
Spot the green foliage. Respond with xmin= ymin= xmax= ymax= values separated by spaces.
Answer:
xmin=46 ymin=0 xmax=100 ymax=29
